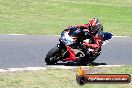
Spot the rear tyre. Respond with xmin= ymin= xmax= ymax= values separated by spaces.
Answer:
xmin=78 ymin=58 xmax=89 ymax=66
xmin=79 ymin=47 xmax=101 ymax=66
xmin=45 ymin=46 xmax=60 ymax=65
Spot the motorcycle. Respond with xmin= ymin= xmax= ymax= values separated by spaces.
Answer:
xmin=45 ymin=29 xmax=112 ymax=65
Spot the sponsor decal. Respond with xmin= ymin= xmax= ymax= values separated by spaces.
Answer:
xmin=76 ymin=66 xmax=131 ymax=85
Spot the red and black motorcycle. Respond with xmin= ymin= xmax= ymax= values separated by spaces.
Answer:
xmin=45 ymin=29 xmax=112 ymax=65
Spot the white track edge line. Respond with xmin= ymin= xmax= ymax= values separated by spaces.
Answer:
xmin=0 ymin=65 xmax=124 ymax=73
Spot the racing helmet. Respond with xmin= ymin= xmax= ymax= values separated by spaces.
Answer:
xmin=88 ymin=18 xmax=100 ymax=33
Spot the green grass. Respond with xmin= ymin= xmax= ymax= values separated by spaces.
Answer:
xmin=0 ymin=66 xmax=132 ymax=88
xmin=0 ymin=0 xmax=132 ymax=35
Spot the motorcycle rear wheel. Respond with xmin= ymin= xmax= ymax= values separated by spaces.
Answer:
xmin=79 ymin=47 xmax=101 ymax=66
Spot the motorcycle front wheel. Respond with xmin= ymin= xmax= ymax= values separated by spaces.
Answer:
xmin=45 ymin=46 xmax=61 ymax=65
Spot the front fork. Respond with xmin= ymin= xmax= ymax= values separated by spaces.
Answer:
xmin=57 ymin=42 xmax=76 ymax=62
xmin=57 ymin=43 xmax=69 ymax=60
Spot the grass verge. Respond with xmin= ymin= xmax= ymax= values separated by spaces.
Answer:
xmin=0 ymin=0 xmax=132 ymax=36
xmin=0 ymin=66 xmax=131 ymax=88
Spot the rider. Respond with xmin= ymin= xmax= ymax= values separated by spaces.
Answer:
xmin=63 ymin=18 xmax=104 ymax=55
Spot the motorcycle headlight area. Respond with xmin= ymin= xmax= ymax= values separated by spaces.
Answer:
xmin=60 ymin=32 xmax=74 ymax=45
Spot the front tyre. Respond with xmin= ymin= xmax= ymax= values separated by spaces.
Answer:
xmin=45 ymin=46 xmax=61 ymax=65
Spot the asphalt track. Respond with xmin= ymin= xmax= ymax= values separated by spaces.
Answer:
xmin=0 ymin=35 xmax=132 ymax=69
